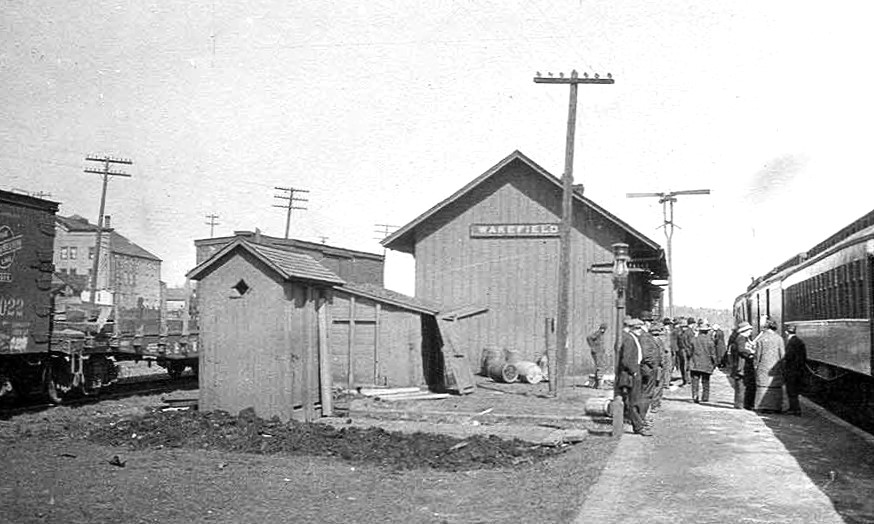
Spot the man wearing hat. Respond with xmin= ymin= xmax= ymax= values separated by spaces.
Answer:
xmin=676 ymin=318 xmax=694 ymax=387
xmin=728 ymin=321 xmax=755 ymax=409
xmin=617 ymin=318 xmax=651 ymax=436
xmin=689 ymin=321 xmax=718 ymax=403
xmin=783 ymin=324 xmax=807 ymax=415
xmin=638 ymin=312 xmax=661 ymax=417
xmin=649 ymin=322 xmax=670 ymax=412
xmin=586 ymin=322 xmax=609 ymax=389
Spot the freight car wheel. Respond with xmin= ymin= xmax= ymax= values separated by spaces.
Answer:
xmin=45 ymin=374 xmax=63 ymax=404
xmin=166 ymin=361 xmax=186 ymax=379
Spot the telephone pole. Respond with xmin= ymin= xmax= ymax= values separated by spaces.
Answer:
xmin=84 ymin=155 xmax=133 ymax=303
xmin=205 ymin=214 xmax=220 ymax=238
xmin=534 ymin=69 xmax=614 ymax=394
xmin=273 ymin=187 xmax=309 ymax=239
xmin=374 ymin=224 xmax=398 ymax=255
xmin=626 ymin=189 xmax=710 ymax=317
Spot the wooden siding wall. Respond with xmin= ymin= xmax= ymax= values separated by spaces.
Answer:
xmin=414 ymin=161 xmax=631 ymax=374
xmin=330 ymin=291 xmax=426 ymax=388
xmin=198 ymin=250 xmax=321 ymax=422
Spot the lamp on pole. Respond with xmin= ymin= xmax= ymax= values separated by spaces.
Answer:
xmin=611 ymin=242 xmax=630 ymax=438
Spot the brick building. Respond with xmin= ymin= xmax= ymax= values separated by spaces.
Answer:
xmin=54 ymin=215 xmax=162 ymax=308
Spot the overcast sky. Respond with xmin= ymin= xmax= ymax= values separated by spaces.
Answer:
xmin=3 ymin=1 xmax=873 ymax=310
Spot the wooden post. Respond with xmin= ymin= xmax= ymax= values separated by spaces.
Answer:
xmin=317 ymin=291 xmax=332 ymax=417
xmin=374 ymin=302 xmax=381 ymax=385
xmin=545 ymin=317 xmax=557 ymax=396
xmin=301 ymin=286 xmax=313 ymax=422
xmin=347 ymin=295 xmax=356 ymax=389
xmin=534 ymin=71 xmax=614 ymax=395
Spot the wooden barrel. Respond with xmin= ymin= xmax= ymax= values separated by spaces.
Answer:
xmin=584 ymin=397 xmax=613 ymax=417
xmin=487 ymin=361 xmax=518 ymax=383
xmin=480 ymin=347 xmax=504 ymax=375
xmin=515 ymin=361 xmax=544 ymax=384
xmin=504 ymin=349 xmax=523 ymax=365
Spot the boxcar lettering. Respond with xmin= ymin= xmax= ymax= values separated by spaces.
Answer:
xmin=0 ymin=296 xmax=24 ymax=318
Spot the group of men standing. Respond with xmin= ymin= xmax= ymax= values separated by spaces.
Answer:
xmin=725 ymin=317 xmax=807 ymax=415
xmin=587 ymin=312 xmax=808 ymax=437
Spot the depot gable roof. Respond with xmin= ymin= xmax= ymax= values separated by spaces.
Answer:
xmin=382 ymin=150 xmax=663 ymax=257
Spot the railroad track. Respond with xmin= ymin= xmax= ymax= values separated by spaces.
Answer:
xmin=0 ymin=373 xmax=198 ymax=419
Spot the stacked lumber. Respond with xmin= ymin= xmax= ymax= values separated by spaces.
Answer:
xmin=358 ymin=387 xmax=450 ymax=402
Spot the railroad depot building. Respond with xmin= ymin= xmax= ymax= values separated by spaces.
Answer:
xmin=382 ymin=150 xmax=669 ymax=375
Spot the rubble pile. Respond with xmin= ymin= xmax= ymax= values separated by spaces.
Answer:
xmin=87 ymin=407 xmax=570 ymax=471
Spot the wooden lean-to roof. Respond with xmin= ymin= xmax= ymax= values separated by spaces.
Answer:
xmin=381 ymin=150 xmax=667 ymax=276
xmin=187 ymin=238 xmax=345 ymax=285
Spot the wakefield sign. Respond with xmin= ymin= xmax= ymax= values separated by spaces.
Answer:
xmin=469 ymin=223 xmax=560 ymax=238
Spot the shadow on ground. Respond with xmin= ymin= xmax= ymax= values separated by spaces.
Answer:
xmin=751 ymin=387 xmax=874 ymax=524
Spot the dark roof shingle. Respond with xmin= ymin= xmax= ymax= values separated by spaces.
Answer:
xmin=187 ymin=239 xmax=345 ymax=286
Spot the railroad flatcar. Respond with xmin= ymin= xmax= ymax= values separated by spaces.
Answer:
xmin=0 ymin=189 xmax=198 ymax=403
xmin=734 ymin=208 xmax=874 ymax=418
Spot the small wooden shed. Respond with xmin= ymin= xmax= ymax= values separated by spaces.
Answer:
xmin=329 ymin=283 xmax=441 ymax=389
xmin=187 ymin=239 xmax=344 ymax=422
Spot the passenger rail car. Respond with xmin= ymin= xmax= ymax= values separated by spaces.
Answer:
xmin=735 ymin=220 xmax=874 ymax=378
xmin=734 ymin=209 xmax=874 ymax=424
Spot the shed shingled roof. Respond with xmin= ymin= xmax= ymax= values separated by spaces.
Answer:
xmin=186 ymin=238 xmax=345 ymax=285
xmin=341 ymin=282 xmax=440 ymax=315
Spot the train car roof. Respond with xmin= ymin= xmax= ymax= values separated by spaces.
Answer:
xmin=746 ymin=221 xmax=874 ymax=293
xmin=0 ymin=189 xmax=59 ymax=213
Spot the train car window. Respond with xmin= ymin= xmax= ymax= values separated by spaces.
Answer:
xmin=848 ymin=263 xmax=857 ymax=318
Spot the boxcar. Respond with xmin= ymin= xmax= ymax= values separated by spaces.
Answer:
xmin=0 ymin=190 xmax=58 ymax=399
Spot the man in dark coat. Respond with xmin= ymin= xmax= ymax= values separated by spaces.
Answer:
xmin=689 ymin=321 xmax=718 ymax=403
xmin=617 ymin=318 xmax=650 ymax=436
xmin=649 ymin=322 xmax=670 ymax=412
xmin=675 ymin=318 xmax=694 ymax=386
xmin=586 ymin=322 xmax=609 ymax=389
xmin=784 ymin=325 xmax=807 ymax=415
xmin=712 ymin=324 xmax=727 ymax=369
xmin=638 ymin=312 xmax=661 ymax=418
xmin=728 ymin=321 xmax=754 ymax=409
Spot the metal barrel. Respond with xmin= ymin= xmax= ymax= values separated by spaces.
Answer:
xmin=584 ymin=397 xmax=613 ymax=417
xmin=515 ymin=361 xmax=544 ymax=384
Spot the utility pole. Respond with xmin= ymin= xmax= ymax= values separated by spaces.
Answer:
xmin=84 ymin=155 xmax=133 ymax=304
xmin=626 ymin=189 xmax=710 ymax=318
xmin=205 ymin=214 xmax=220 ymax=238
xmin=273 ymin=187 xmax=309 ymax=239
xmin=374 ymin=224 xmax=398 ymax=255
xmin=534 ymin=69 xmax=614 ymax=394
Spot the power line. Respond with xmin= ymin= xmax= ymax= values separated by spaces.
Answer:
xmin=84 ymin=154 xmax=133 ymax=303
xmin=534 ymin=69 xmax=614 ymax=395
xmin=205 ymin=213 xmax=220 ymax=238
xmin=374 ymin=223 xmax=399 ymax=255
xmin=626 ymin=189 xmax=711 ymax=318
xmin=272 ymin=186 xmax=308 ymax=239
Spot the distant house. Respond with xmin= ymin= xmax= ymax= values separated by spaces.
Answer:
xmin=382 ymin=150 xmax=669 ymax=373
xmin=194 ymin=230 xmax=385 ymax=286
xmin=54 ymin=215 xmax=162 ymax=308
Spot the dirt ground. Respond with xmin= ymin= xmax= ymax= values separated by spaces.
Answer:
xmin=0 ymin=392 xmax=617 ymax=524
